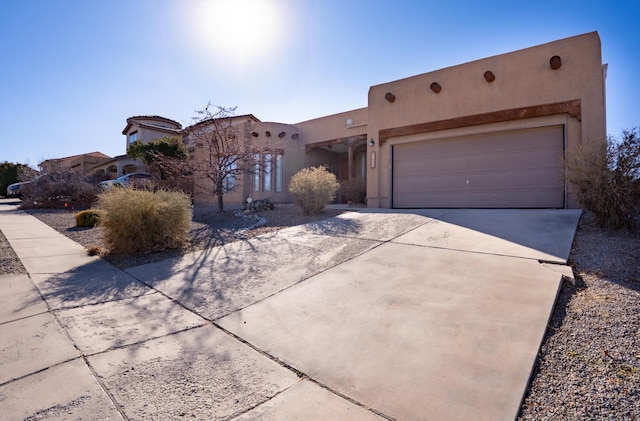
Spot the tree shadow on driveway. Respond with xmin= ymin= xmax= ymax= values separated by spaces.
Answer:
xmin=124 ymin=214 xmax=371 ymax=321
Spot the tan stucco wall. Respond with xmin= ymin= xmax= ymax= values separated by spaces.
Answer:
xmin=366 ymin=31 xmax=605 ymax=208
xmin=295 ymin=108 xmax=368 ymax=145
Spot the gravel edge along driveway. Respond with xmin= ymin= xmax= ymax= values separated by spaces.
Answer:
xmin=1 ymin=206 xmax=638 ymax=419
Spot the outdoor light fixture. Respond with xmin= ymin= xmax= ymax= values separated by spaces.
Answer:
xmin=430 ymin=82 xmax=442 ymax=93
xmin=369 ymin=138 xmax=375 ymax=147
xmin=385 ymin=92 xmax=396 ymax=103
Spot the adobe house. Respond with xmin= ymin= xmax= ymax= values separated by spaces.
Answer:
xmin=303 ymin=31 xmax=606 ymax=209
xmin=120 ymin=32 xmax=606 ymax=210
xmin=92 ymin=116 xmax=183 ymax=179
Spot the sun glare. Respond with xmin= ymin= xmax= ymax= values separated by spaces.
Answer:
xmin=189 ymin=0 xmax=286 ymax=70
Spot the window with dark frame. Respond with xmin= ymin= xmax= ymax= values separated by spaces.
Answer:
xmin=253 ymin=152 xmax=284 ymax=193
xmin=128 ymin=131 xmax=138 ymax=144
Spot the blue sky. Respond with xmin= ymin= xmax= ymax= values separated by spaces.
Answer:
xmin=1 ymin=0 xmax=638 ymax=167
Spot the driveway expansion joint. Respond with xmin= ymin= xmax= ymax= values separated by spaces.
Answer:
xmin=211 ymin=320 xmax=394 ymax=420
xmin=0 ymin=356 xmax=81 ymax=388
xmin=0 ymin=309 xmax=50 ymax=326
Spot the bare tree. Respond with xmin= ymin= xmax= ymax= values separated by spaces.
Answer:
xmin=185 ymin=104 xmax=275 ymax=212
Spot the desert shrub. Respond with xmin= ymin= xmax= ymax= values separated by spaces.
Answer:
xmin=339 ymin=178 xmax=366 ymax=204
xmin=567 ymin=128 xmax=640 ymax=229
xmin=97 ymin=188 xmax=192 ymax=254
xmin=288 ymin=166 xmax=340 ymax=215
xmin=75 ymin=209 xmax=103 ymax=228
xmin=21 ymin=169 xmax=99 ymax=205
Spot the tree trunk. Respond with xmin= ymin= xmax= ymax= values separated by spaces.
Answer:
xmin=217 ymin=192 xmax=224 ymax=213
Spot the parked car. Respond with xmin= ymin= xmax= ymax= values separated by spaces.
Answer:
xmin=6 ymin=173 xmax=46 ymax=198
xmin=6 ymin=181 xmax=29 ymax=197
xmin=99 ymin=172 xmax=152 ymax=190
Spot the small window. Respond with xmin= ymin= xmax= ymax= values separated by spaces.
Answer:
xmin=254 ymin=154 xmax=261 ymax=192
xmin=223 ymin=159 xmax=237 ymax=192
xmin=128 ymin=131 xmax=138 ymax=144
xmin=263 ymin=153 xmax=272 ymax=192
xmin=275 ymin=154 xmax=283 ymax=192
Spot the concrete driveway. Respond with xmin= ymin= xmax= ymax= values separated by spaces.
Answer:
xmin=0 ymin=203 xmax=580 ymax=420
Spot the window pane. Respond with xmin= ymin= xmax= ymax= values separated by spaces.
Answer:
xmin=254 ymin=154 xmax=260 ymax=192
xmin=128 ymin=132 xmax=138 ymax=144
xmin=263 ymin=153 xmax=272 ymax=192
xmin=275 ymin=154 xmax=283 ymax=192
xmin=223 ymin=158 xmax=237 ymax=191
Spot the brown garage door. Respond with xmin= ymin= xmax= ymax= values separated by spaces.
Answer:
xmin=392 ymin=125 xmax=564 ymax=208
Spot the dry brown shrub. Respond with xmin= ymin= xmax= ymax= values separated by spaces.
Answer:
xmin=567 ymin=129 xmax=640 ymax=229
xmin=97 ymin=188 xmax=192 ymax=254
xmin=288 ymin=166 xmax=340 ymax=215
xmin=339 ymin=178 xmax=366 ymax=204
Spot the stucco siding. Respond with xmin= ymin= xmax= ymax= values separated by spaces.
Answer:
xmin=296 ymin=108 xmax=368 ymax=144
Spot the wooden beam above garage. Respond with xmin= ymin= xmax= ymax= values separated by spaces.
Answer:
xmin=379 ymin=99 xmax=581 ymax=145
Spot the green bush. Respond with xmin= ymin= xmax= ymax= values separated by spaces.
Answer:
xmin=566 ymin=128 xmax=640 ymax=229
xmin=97 ymin=188 xmax=192 ymax=254
xmin=339 ymin=178 xmax=367 ymax=204
xmin=288 ymin=166 xmax=340 ymax=215
xmin=75 ymin=209 xmax=103 ymax=228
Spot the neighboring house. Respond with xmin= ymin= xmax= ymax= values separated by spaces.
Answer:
xmin=121 ymin=115 xmax=183 ymax=150
xmin=115 ymin=32 xmax=607 ymax=209
xmin=92 ymin=115 xmax=183 ymax=179
xmin=91 ymin=154 xmax=145 ymax=180
xmin=39 ymin=152 xmax=111 ymax=174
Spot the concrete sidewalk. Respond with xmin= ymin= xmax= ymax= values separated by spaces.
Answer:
xmin=0 ymin=200 xmax=580 ymax=420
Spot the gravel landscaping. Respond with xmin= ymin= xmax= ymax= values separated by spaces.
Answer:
xmin=1 ymin=205 xmax=638 ymax=419
xmin=518 ymin=212 xmax=640 ymax=420
xmin=24 ymin=204 xmax=347 ymax=269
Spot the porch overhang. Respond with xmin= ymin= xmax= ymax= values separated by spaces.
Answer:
xmin=305 ymin=134 xmax=368 ymax=154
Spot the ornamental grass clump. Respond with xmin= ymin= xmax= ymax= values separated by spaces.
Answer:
xmin=288 ymin=166 xmax=340 ymax=215
xmin=97 ymin=188 xmax=192 ymax=254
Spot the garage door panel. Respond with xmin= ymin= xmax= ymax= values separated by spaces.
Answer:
xmin=392 ymin=126 xmax=564 ymax=208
